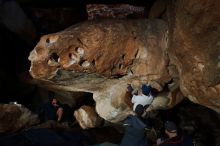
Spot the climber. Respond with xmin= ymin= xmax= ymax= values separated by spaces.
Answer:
xmin=38 ymin=94 xmax=63 ymax=122
xmin=131 ymin=84 xmax=154 ymax=115
xmin=156 ymin=121 xmax=194 ymax=146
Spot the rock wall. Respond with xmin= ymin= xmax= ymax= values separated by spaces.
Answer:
xmin=28 ymin=0 xmax=220 ymax=123
xmin=28 ymin=19 xmax=170 ymax=122
xmin=167 ymin=0 xmax=220 ymax=112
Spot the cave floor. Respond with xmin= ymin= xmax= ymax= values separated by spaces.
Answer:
xmin=0 ymin=122 xmax=123 ymax=146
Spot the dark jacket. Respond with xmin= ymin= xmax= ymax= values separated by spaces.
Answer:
xmin=161 ymin=135 xmax=194 ymax=146
xmin=120 ymin=115 xmax=149 ymax=146
xmin=38 ymin=102 xmax=62 ymax=122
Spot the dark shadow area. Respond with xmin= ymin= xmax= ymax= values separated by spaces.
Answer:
xmin=0 ymin=126 xmax=123 ymax=146
xmin=149 ymin=100 xmax=220 ymax=146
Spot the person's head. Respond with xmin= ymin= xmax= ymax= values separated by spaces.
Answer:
xmin=48 ymin=95 xmax=57 ymax=104
xmin=142 ymin=84 xmax=152 ymax=96
xmin=51 ymin=98 xmax=57 ymax=105
xmin=164 ymin=121 xmax=178 ymax=138
xmin=135 ymin=104 xmax=144 ymax=117
xmin=48 ymin=92 xmax=57 ymax=105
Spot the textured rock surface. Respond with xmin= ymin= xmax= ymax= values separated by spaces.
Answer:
xmin=28 ymin=0 xmax=220 ymax=121
xmin=167 ymin=0 xmax=220 ymax=112
xmin=29 ymin=19 xmax=169 ymax=82
xmin=74 ymin=105 xmax=103 ymax=129
xmin=86 ymin=4 xmax=146 ymax=20
xmin=0 ymin=104 xmax=39 ymax=133
xmin=29 ymin=19 xmax=170 ymax=122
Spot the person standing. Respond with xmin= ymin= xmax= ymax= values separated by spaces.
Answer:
xmin=157 ymin=121 xmax=194 ymax=146
xmin=38 ymin=95 xmax=63 ymax=122
xmin=120 ymin=104 xmax=151 ymax=146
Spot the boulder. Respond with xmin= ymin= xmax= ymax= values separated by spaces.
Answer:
xmin=74 ymin=105 xmax=103 ymax=129
xmin=0 ymin=104 xmax=39 ymax=133
xmin=167 ymin=0 xmax=220 ymax=112
xmin=28 ymin=19 xmax=170 ymax=122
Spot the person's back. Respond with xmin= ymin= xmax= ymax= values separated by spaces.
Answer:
xmin=120 ymin=115 xmax=148 ymax=146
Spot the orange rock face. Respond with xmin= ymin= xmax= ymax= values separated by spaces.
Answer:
xmin=29 ymin=19 xmax=170 ymax=85
xmin=28 ymin=0 xmax=220 ymax=123
xmin=28 ymin=19 xmax=170 ymax=122
xmin=167 ymin=0 xmax=220 ymax=112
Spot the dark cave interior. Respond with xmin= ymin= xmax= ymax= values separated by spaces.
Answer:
xmin=0 ymin=0 xmax=153 ymax=104
xmin=0 ymin=0 xmax=220 ymax=146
